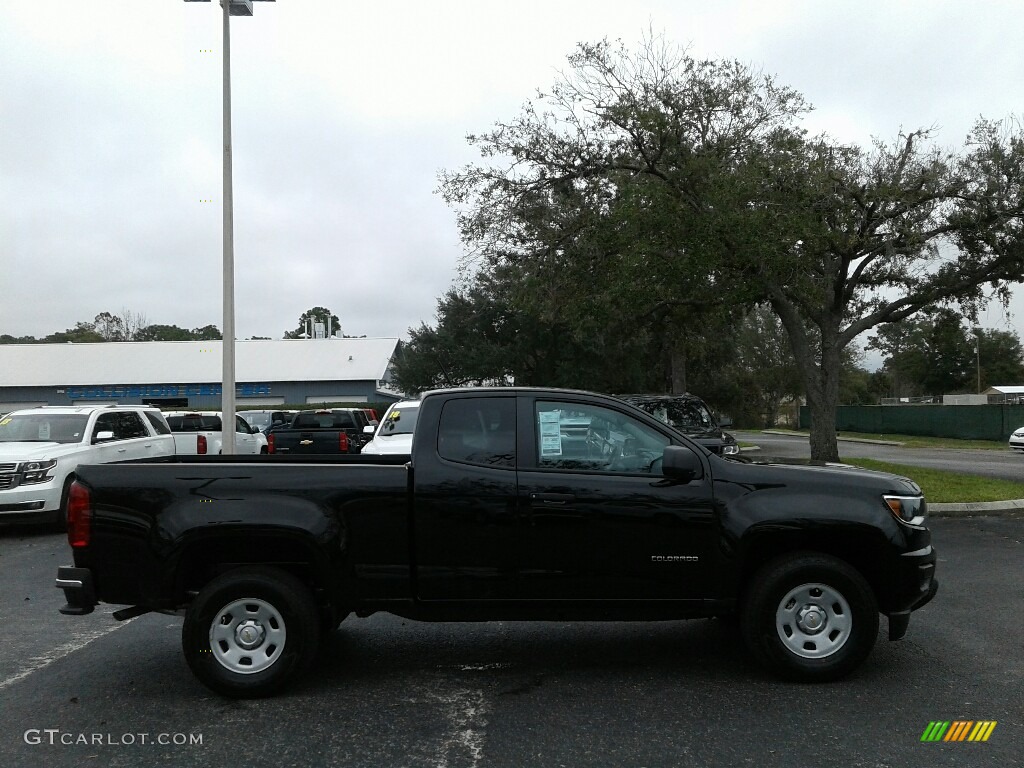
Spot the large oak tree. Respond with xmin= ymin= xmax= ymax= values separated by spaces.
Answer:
xmin=440 ymin=36 xmax=1024 ymax=460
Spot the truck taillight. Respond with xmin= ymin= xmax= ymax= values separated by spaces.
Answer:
xmin=198 ymin=434 xmax=207 ymax=455
xmin=67 ymin=481 xmax=93 ymax=549
xmin=339 ymin=432 xmax=349 ymax=453
xmin=268 ymin=433 xmax=276 ymax=454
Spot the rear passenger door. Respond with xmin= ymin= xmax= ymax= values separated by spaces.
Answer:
xmin=413 ymin=396 xmax=519 ymax=601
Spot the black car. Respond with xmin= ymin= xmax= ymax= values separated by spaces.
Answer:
xmin=618 ymin=393 xmax=739 ymax=455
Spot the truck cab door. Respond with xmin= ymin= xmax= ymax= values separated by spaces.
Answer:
xmin=234 ymin=415 xmax=259 ymax=454
xmin=514 ymin=396 xmax=717 ymax=602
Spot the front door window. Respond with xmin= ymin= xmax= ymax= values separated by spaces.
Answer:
xmin=535 ymin=401 xmax=669 ymax=474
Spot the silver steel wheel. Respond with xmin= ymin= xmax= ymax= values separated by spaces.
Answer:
xmin=209 ymin=597 xmax=287 ymax=675
xmin=775 ymin=582 xmax=852 ymax=659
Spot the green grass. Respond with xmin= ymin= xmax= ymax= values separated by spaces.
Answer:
xmin=843 ymin=458 xmax=1024 ymax=503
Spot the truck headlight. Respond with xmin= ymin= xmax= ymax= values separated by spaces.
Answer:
xmin=20 ymin=460 xmax=57 ymax=484
xmin=884 ymin=494 xmax=927 ymax=526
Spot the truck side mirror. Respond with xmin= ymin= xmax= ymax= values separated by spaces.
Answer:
xmin=662 ymin=445 xmax=703 ymax=482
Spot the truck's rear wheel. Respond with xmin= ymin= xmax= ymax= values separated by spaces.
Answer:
xmin=740 ymin=552 xmax=878 ymax=682
xmin=182 ymin=567 xmax=320 ymax=698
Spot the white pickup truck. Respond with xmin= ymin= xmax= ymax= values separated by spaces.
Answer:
xmin=164 ymin=411 xmax=264 ymax=455
xmin=0 ymin=404 xmax=177 ymax=527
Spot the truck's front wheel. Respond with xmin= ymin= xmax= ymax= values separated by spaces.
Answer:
xmin=740 ymin=553 xmax=878 ymax=682
xmin=182 ymin=567 xmax=320 ymax=698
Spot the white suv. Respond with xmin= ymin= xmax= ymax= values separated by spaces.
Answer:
xmin=0 ymin=405 xmax=176 ymax=527
xmin=360 ymin=401 xmax=419 ymax=455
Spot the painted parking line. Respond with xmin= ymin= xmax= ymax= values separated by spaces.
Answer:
xmin=0 ymin=615 xmax=135 ymax=692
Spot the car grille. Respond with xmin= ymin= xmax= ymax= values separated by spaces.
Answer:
xmin=0 ymin=474 xmax=16 ymax=490
xmin=0 ymin=463 xmax=17 ymax=473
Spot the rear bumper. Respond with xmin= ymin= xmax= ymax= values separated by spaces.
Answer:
xmin=55 ymin=566 xmax=97 ymax=615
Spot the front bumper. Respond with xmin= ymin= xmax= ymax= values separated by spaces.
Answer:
xmin=55 ymin=566 xmax=97 ymax=615
xmin=885 ymin=543 xmax=939 ymax=640
xmin=0 ymin=482 xmax=61 ymax=519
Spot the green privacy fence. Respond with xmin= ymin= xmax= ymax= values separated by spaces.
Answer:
xmin=798 ymin=405 xmax=1024 ymax=441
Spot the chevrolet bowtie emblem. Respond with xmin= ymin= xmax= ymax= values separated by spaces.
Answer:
xmin=300 ymin=439 xmax=313 ymax=445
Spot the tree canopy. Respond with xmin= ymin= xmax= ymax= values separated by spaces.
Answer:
xmin=1 ymin=311 xmax=221 ymax=344
xmin=870 ymin=311 xmax=1024 ymax=396
xmin=284 ymin=307 xmax=341 ymax=339
xmin=435 ymin=35 xmax=1024 ymax=460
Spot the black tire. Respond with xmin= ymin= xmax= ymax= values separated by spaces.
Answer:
xmin=740 ymin=552 xmax=878 ymax=682
xmin=182 ymin=567 xmax=320 ymax=698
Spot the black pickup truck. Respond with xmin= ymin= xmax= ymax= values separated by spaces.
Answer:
xmin=266 ymin=408 xmax=369 ymax=455
xmin=56 ymin=387 xmax=937 ymax=698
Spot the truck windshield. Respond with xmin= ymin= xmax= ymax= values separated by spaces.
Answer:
xmin=166 ymin=415 xmax=222 ymax=431
xmin=291 ymin=412 xmax=356 ymax=429
xmin=243 ymin=412 xmax=272 ymax=430
xmin=0 ymin=414 xmax=90 ymax=443
xmin=653 ymin=401 xmax=714 ymax=430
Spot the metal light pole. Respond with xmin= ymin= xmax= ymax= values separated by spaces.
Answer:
xmin=185 ymin=0 xmax=275 ymax=453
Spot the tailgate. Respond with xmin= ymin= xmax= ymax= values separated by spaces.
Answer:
xmin=272 ymin=429 xmax=347 ymax=453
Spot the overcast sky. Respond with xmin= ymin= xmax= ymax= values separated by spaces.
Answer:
xmin=2 ymin=1 xmax=1023 ymax=361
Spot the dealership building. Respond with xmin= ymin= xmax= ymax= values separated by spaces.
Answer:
xmin=0 ymin=338 xmax=403 ymax=411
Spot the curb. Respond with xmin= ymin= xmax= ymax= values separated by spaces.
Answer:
xmin=759 ymin=430 xmax=903 ymax=446
xmin=928 ymin=499 xmax=1024 ymax=517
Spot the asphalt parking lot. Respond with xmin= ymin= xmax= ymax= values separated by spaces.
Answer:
xmin=1 ymin=516 xmax=1020 ymax=768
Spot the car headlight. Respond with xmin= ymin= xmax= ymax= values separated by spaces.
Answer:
xmin=19 ymin=460 xmax=57 ymax=484
xmin=722 ymin=444 xmax=740 ymax=455
xmin=884 ymin=494 xmax=927 ymax=526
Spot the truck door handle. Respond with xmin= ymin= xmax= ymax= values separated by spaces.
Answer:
xmin=117 ymin=448 xmax=127 ymax=454
xmin=531 ymin=493 xmax=575 ymax=505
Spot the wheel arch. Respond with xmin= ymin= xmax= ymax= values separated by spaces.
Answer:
xmin=735 ymin=527 xmax=888 ymax=609
xmin=170 ymin=530 xmax=344 ymax=622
